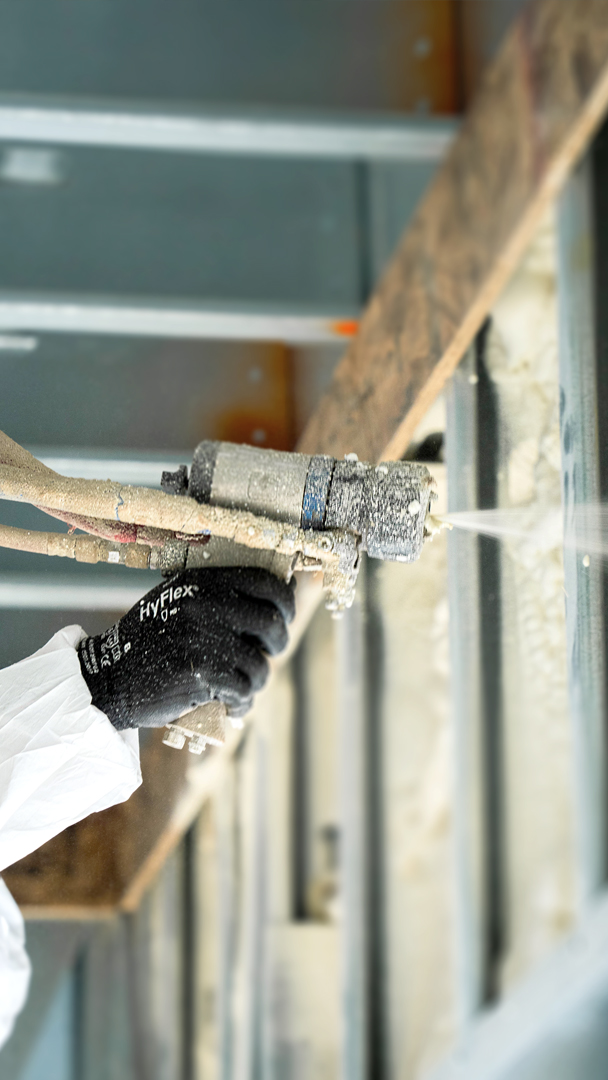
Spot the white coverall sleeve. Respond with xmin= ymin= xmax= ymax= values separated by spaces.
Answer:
xmin=0 ymin=878 xmax=30 ymax=1049
xmin=0 ymin=624 xmax=142 ymax=1048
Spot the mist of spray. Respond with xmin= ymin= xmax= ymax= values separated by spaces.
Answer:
xmin=438 ymin=505 xmax=608 ymax=559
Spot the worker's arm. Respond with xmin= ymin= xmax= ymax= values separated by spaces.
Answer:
xmin=0 ymin=566 xmax=294 ymax=1050
xmin=0 ymin=622 xmax=141 ymax=1051
xmin=0 ymin=569 xmax=295 ymax=870
xmin=0 ymin=568 xmax=294 ymax=867
xmin=0 ymin=879 xmax=30 ymax=1049
xmin=0 ymin=623 xmax=141 ymax=873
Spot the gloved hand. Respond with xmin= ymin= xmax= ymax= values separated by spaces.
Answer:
xmin=77 ymin=568 xmax=296 ymax=730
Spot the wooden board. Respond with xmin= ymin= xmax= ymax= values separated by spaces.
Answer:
xmin=299 ymin=0 xmax=608 ymax=463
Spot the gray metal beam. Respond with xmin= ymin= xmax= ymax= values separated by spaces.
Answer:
xmin=28 ymin=450 xmax=189 ymax=489
xmin=557 ymin=154 xmax=607 ymax=909
xmin=0 ymin=576 xmax=149 ymax=610
xmin=336 ymin=571 xmax=369 ymax=1080
xmin=427 ymin=890 xmax=608 ymax=1080
xmin=446 ymin=346 xmax=487 ymax=1027
xmin=0 ymin=294 xmax=357 ymax=344
xmin=0 ymin=97 xmax=456 ymax=161
xmin=217 ymin=761 xmax=237 ymax=1080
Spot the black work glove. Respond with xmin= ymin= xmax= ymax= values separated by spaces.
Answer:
xmin=77 ymin=568 xmax=296 ymax=730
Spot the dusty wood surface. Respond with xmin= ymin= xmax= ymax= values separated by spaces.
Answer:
xmin=299 ymin=0 xmax=608 ymax=462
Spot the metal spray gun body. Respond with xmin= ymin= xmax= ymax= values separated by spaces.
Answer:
xmin=159 ymin=441 xmax=435 ymax=752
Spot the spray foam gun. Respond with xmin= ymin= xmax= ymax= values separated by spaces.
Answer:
xmin=0 ymin=432 xmax=436 ymax=753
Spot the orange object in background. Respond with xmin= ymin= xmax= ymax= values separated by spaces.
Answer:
xmin=211 ymin=343 xmax=296 ymax=451
xmin=331 ymin=319 xmax=359 ymax=339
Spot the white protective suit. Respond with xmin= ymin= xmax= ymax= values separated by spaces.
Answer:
xmin=0 ymin=626 xmax=142 ymax=1048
